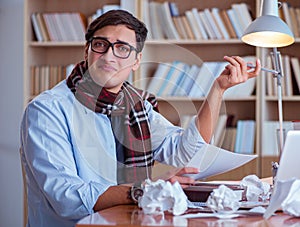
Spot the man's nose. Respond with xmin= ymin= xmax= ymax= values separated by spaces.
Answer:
xmin=102 ymin=45 xmax=115 ymax=58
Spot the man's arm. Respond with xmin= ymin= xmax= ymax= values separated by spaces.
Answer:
xmin=93 ymin=166 xmax=200 ymax=211
xmin=93 ymin=185 xmax=133 ymax=211
xmin=196 ymin=56 xmax=261 ymax=143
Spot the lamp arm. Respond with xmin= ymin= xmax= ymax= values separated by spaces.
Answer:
xmin=247 ymin=63 xmax=279 ymax=74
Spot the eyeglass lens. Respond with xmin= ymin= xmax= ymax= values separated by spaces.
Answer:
xmin=91 ymin=38 xmax=135 ymax=59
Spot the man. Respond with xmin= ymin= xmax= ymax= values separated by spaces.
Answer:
xmin=20 ymin=10 xmax=260 ymax=227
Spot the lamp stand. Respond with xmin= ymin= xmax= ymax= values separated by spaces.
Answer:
xmin=269 ymin=48 xmax=285 ymax=183
xmin=270 ymin=47 xmax=284 ymax=156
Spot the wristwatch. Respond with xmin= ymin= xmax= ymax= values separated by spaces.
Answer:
xmin=130 ymin=183 xmax=144 ymax=203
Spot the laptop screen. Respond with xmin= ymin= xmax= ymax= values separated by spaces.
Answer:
xmin=264 ymin=130 xmax=300 ymax=218
xmin=276 ymin=130 xmax=300 ymax=181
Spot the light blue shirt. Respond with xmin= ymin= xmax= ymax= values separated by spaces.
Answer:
xmin=20 ymin=80 xmax=205 ymax=227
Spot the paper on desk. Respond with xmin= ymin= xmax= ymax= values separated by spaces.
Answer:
xmin=264 ymin=178 xmax=299 ymax=219
xmin=184 ymin=143 xmax=257 ymax=180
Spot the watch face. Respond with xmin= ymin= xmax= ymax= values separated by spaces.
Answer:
xmin=131 ymin=187 xmax=144 ymax=202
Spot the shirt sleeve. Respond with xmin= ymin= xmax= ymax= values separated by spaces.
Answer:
xmin=144 ymin=101 xmax=206 ymax=167
xmin=20 ymin=97 xmax=109 ymax=220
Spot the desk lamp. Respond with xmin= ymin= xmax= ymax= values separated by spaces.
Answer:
xmin=241 ymin=0 xmax=294 ymax=157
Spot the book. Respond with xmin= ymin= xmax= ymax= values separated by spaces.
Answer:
xmin=226 ymin=8 xmax=243 ymax=38
xmin=288 ymin=6 xmax=299 ymax=38
xmin=283 ymin=55 xmax=293 ymax=96
xmin=63 ymin=13 xmax=79 ymax=41
xmin=234 ymin=120 xmax=255 ymax=154
xmin=36 ymin=13 xmax=50 ymax=41
xmin=156 ymin=62 xmax=177 ymax=96
xmin=31 ymin=13 xmax=43 ymax=41
xmin=203 ymin=8 xmax=222 ymax=39
xmin=160 ymin=61 xmax=187 ymax=97
xmin=221 ymin=127 xmax=237 ymax=152
xmin=231 ymin=3 xmax=252 ymax=33
xmin=148 ymin=1 xmax=165 ymax=39
xmin=181 ymin=15 xmax=195 ymax=39
xmin=160 ymin=2 xmax=180 ymax=40
xmin=147 ymin=62 xmax=172 ymax=95
xmin=53 ymin=13 xmax=68 ymax=41
xmin=265 ymin=55 xmax=274 ymax=96
xmin=290 ymin=57 xmax=300 ymax=93
xmin=234 ymin=120 xmax=243 ymax=154
xmin=295 ymin=8 xmax=300 ymax=36
xmin=71 ymin=13 xmax=86 ymax=41
xmin=49 ymin=13 xmax=63 ymax=41
xmin=191 ymin=8 xmax=208 ymax=40
xmin=30 ymin=65 xmax=70 ymax=94
xmin=213 ymin=114 xmax=228 ymax=147
xmin=211 ymin=8 xmax=230 ymax=39
xmin=170 ymin=62 xmax=190 ymax=96
xmin=281 ymin=2 xmax=293 ymax=35
xmin=141 ymin=0 xmax=152 ymax=39
xmin=169 ymin=1 xmax=180 ymax=17
xmin=42 ymin=13 xmax=58 ymax=41
xmin=30 ymin=66 xmax=36 ymax=95
xmin=241 ymin=120 xmax=256 ymax=154
xmin=175 ymin=64 xmax=200 ymax=96
xmin=183 ymin=181 xmax=244 ymax=203
xmin=219 ymin=9 xmax=237 ymax=39
xmin=198 ymin=10 xmax=216 ymax=39
xmin=120 ymin=0 xmax=138 ymax=17
xmin=188 ymin=63 xmax=209 ymax=97
xmin=185 ymin=10 xmax=202 ymax=39
xmin=172 ymin=17 xmax=188 ymax=39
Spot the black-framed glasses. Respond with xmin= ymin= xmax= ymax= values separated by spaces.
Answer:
xmin=89 ymin=37 xmax=138 ymax=59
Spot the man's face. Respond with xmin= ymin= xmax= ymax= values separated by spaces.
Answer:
xmin=85 ymin=25 xmax=141 ymax=93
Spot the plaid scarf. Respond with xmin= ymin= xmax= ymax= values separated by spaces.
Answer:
xmin=66 ymin=61 xmax=158 ymax=183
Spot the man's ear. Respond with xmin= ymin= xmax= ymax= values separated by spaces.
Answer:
xmin=132 ymin=52 xmax=142 ymax=71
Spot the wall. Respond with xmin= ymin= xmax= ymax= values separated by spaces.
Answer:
xmin=0 ymin=0 xmax=24 ymax=226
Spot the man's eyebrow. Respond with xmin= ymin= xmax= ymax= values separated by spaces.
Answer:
xmin=93 ymin=36 xmax=131 ymax=44
xmin=116 ymin=39 xmax=130 ymax=44
xmin=93 ymin=36 xmax=108 ymax=40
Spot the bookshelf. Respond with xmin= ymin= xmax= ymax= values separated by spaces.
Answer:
xmin=24 ymin=0 xmax=300 ymax=179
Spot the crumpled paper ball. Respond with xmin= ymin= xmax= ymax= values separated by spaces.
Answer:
xmin=138 ymin=179 xmax=188 ymax=215
xmin=240 ymin=174 xmax=271 ymax=201
xmin=281 ymin=179 xmax=300 ymax=217
xmin=206 ymin=184 xmax=240 ymax=213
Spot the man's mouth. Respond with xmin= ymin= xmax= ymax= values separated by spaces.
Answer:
xmin=100 ymin=64 xmax=117 ymax=72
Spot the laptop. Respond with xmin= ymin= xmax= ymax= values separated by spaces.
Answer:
xmin=264 ymin=130 xmax=300 ymax=218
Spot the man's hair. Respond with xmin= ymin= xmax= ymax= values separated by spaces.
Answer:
xmin=85 ymin=10 xmax=148 ymax=53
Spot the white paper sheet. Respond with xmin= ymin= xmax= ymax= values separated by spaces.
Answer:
xmin=263 ymin=178 xmax=297 ymax=219
xmin=184 ymin=143 xmax=257 ymax=180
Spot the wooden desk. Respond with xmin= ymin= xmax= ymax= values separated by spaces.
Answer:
xmin=77 ymin=205 xmax=300 ymax=227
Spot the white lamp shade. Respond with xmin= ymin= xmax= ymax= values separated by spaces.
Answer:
xmin=241 ymin=0 xmax=294 ymax=48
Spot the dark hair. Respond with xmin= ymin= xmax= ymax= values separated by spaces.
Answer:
xmin=85 ymin=10 xmax=148 ymax=53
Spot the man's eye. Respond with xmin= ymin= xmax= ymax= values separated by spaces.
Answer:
xmin=118 ymin=45 xmax=130 ymax=53
xmin=94 ymin=41 xmax=106 ymax=47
